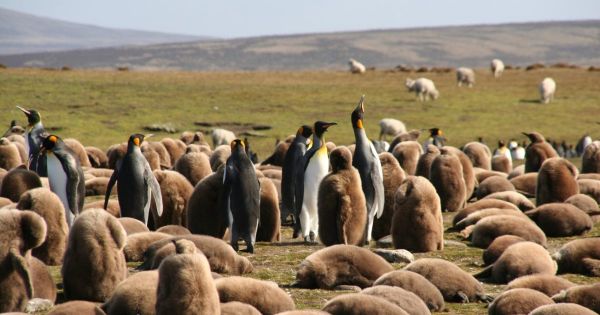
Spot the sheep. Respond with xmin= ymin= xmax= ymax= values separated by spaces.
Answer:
xmin=211 ymin=129 xmax=236 ymax=147
xmin=378 ymin=118 xmax=406 ymax=140
xmin=405 ymin=78 xmax=439 ymax=101
xmin=456 ymin=67 xmax=475 ymax=87
xmin=491 ymin=59 xmax=505 ymax=78
xmin=540 ymin=77 xmax=556 ymax=104
xmin=348 ymin=58 xmax=366 ymax=74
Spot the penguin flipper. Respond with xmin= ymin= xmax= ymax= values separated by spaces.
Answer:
xmin=144 ymin=163 xmax=163 ymax=219
xmin=221 ymin=159 xmax=234 ymax=227
xmin=104 ymin=166 xmax=119 ymax=210
xmin=64 ymin=155 xmax=83 ymax=215
xmin=369 ymin=142 xmax=385 ymax=219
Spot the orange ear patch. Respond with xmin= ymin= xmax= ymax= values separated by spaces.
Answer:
xmin=133 ymin=138 xmax=140 ymax=146
xmin=48 ymin=135 xmax=58 ymax=143
xmin=357 ymin=119 xmax=363 ymax=129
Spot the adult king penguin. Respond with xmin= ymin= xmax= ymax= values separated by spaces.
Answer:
xmin=281 ymin=125 xmax=312 ymax=229
xmin=299 ymin=121 xmax=337 ymax=242
xmin=17 ymin=106 xmax=48 ymax=176
xmin=221 ymin=139 xmax=261 ymax=253
xmin=351 ymin=95 xmax=385 ymax=242
xmin=40 ymin=134 xmax=85 ymax=227
xmin=104 ymin=134 xmax=163 ymax=225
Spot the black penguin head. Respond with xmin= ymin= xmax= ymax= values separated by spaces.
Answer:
xmin=17 ymin=106 xmax=41 ymax=126
xmin=40 ymin=134 xmax=62 ymax=153
xmin=297 ymin=125 xmax=313 ymax=139
xmin=128 ymin=133 xmax=149 ymax=148
xmin=522 ymin=132 xmax=545 ymax=143
xmin=350 ymin=95 xmax=366 ymax=129
xmin=230 ymin=139 xmax=246 ymax=153
xmin=313 ymin=121 xmax=337 ymax=138
xmin=498 ymin=140 xmax=506 ymax=148
xmin=429 ymin=128 xmax=442 ymax=137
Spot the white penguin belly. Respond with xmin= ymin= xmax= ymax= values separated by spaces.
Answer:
xmin=301 ymin=150 xmax=329 ymax=236
xmin=47 ymin=153 xmax=72 ymax=226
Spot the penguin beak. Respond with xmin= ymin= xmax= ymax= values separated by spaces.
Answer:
xmin=16 ymin=106 xmax=30 ymax=116
xmin=355 ymin=95 xmax=365 ymax=113
xmin=323 ymin=122 xmax=337 ymax=129
xmin=521 ymin=132 xmax=529 ymax=137
xmin=145 ymin=134 xmax=154 ymax=139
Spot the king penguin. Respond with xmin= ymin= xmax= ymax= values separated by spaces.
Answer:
xmin=221 ymin=139 xmax=261 ymax=253
xmin=351 ymin=95 xmax=385 ymax=242
xmin=281 ymin=125 xmax=313 ymax=229
xmin=17 ymin=106 xmax=48 ymax=176
xmin=104 ymin=133 xmax=163 ymax=225
xmin=40 ymin=134 xmax=85 ymax=227
xmin=299 ymin=121 xmax=337 ymax=242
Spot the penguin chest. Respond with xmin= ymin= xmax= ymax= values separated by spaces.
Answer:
xmin=304 ymin=151 xmax=329 ymax=202
xmin=47 ymin=153 xmax=70 ymax=211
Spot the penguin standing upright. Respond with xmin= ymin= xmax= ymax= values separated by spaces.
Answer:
xmin=17 ymin=106 xmax=48 ymax=176
xmin=281 ymin=125 xmax=312 ymax=228
xmin=350 ymin=95 xmax=385 ymax=242
xmin=39 ymin=134 xmax=85 ymax=227
xmin=104 ymin=134 xmax=163 ymax=225
xmin=523 ymin=131 xmax=558 ymax=173
xmin=299 ymin=121 xmax=337 ymax=242
xmin=221 ymin=139 xmax=261 ymax=253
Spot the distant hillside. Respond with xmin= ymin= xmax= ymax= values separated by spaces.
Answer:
xmin=1 ymin=20 xmax=599 ymax=70
xmin=0 ymin=7 xmax=210 ymax=55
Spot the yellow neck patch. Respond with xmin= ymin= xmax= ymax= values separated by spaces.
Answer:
xmin=133 ymin=138 xmax=140 ymax=146
xmin=357 ymin=119 xmax=363 ymax=129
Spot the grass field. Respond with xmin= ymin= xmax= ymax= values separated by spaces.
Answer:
xmin=2 ymin=67 xmax=600 ymax=314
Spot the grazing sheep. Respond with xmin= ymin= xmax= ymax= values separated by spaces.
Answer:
xmin=378 ymin=118 xmax=406 ymax=140
xmin=536 ymin=157 xmax=579 ymax=205
xmin=151 ymin=170 xmax=193 ymax=228
xmin=172 ymin=151 xmax=212 ymax=186
xmin=374 ymin=270 xmax=445 ymax=311
xmin=551 ymin=283 xmax=600 ymax=313
xmin=85 ymin=146 xmax=108 ymax=169
xmin=322 ymin=293 xmax=408 ymax=315
xmin=525 ymin=203 xmax=592 ymax=237
xmin=491 ymin=59 xmax=505 ymax=78
xmin=468 ymin=214 xmax=547 ymax=248
xmin=540 ymin=77 xmax=556 ymax=104
xmin=211 ymin=129 xmax=236 ymax=147
xmin=506 ymin=274 xmax=576 ymax=297
xmin=553 ymin=238 xmax=600 ymax=275
xmin=456 ymin=67 xmax=475 ymax=87
xmin=482 ymin=235 xmax=526 ymax=266
xmin=372 ymin=152 xmax=405 ymax=241
xmin=405 ymin=78 xmax=439 ymax=101
xmin=348 ymin=58 xmax=366 ymax=74
xmin=0 ymin=137 xmax=22 ymax=170
xmin=101 ymin=270 xmax=158 ymax=315
xmin=361 ymin=285 xmax=430 ymax=315
xmin=391 ymin=141 xmax=422 ymax=175
xmin=488 ymin=288 xmax=554 ymax=315
xmin=216 ymin=276 xmax=295 ymax=314
xmin=0 ymin=167 xmax=42 ymax=202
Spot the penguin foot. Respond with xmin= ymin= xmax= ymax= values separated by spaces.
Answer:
xmin=243 ymin=246 xmax=254 ymax=254
xmin=309 ymin=231 xmax=316 ymax=243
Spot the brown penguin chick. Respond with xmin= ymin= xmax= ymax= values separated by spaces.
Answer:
xmin=0 ymin=167 xmax=42 ymax=202
xmin=578 ymin=179 xmax=600 ymax=203
xmin=483 ymin=191 xmax=535 ymax=211
xmin=123 ymin=231 xmax=172 ymax=262
xmin=488 ymin=288 xmax=554 ymax=315
xmin=220 ymin=301 xmax=261 ymax=315
xmin=16 ymin=188 xmax=68 ymax=265
xmin=392 ymin=176 xmax=443 ymax=252
xmin=552 ymin=238 xmax=600 ymax=275
xmin=529 ymin=303 xmax=599 ymax=315
xmin=565 ymin=193 xmax=600 ymax=222
xmin=142 ymin=146 xmax=161 ymax=170
xmin=156 ymin=224 xmax=191 ymax=236
xmin=476 ymin=176 xmax=515 ymax=199
xmin=475 ymin=241 xmax=556 ymax=284
xmin=85 ymin=177 xmax=116 ymax=196
xmin=257 ymin=177 xmax=281 ymax=242
xmin=180 ymin=131 xmax=209 ymax=146
xmin=160 ymin=137 xmax=187 ymax=165
xmin=0 ymin=209 xmax=48 ymax=313
xmin=361 ymin=285 xmax=430 ymax=315
xmin=403 ymin=258 xmax=490 ymax=303
xmin=210 ymin=144 xmax=232 ymax=171
xmin=454 ymin=208 xmax=526 ymax=231
xmin=0 ymin=196 xmax=13 ymax=207
xmin=101 ymin=270 xmax=158 ymax=315
xmin=388 ymin=129 xmax=421 ymax=151
xmin=156 ymin=252 xmax=220 ymax=315
xmin=482 ymin=235 xmax=526 ymax=266
xmin=373 ymin=270 xmax=445 ymax=311
xmin=149 ymin=239 xmax=199 ymax=269
xmin=468 ymin=214 xmax=547 ymax=248
xmin=29 ymin=247 xmax=58 ymax=303
xmin=216 ymin=276 xmax=296 ymax=314
xmin=0 ymin=137 xmax=22 ymax=170
xmin=391 ymin=140 xmax=423 ymax=175
xmin=317 ymin=147 xmax=366 ymax=246
xmin=523 ymin=132 xmax=558 ymax=173
xmin=47 ymin=301 xmax=105 ymax=315
xmin=372 ymin=152 xmax=406 ymax=241
xmin=473 ymin=168 xmax=507 ymax=184
xmin=294 ymin=244 xmax=393 ymax=289
xmin=322 ymin=293 xmax=409 ymax=315
xmin=84 ymin=146 xmax=108 ymax=169
xmin=62 ymin=209 xmax=128 ymax=302
xmin=491 ymin=155 xmax=512 ymax=174
xmin=85 ymin=167 xmax=113 ymax=178
xmin=145 ymin=141 xmax=171 ymax=169
xmin=118 ymin=217 xmax=150 ymax=235
xmin=186 ymin=144 xmax=212 ymax=156
xmin=441 ymin=146 xmax=477 ymax=200
xmin=186 ymin=166 xmax=228 ymax=238
xmin=525 ymin=203 xmax=592 ymax=237
xmin=463 ymin=141 xmax=492 ymax=170
xmin=84 ymin=199 xmax=120 ymax=217
xmin=452 ymin=199 xmax=519 ymax=226
xmin=582 ymin=141 xmax=600 ymax=173
xmin=276 ymin=311 xmax=330 ymax=315
xmin=151 ymin=170 xmax=193 ymax=228
xmin=552 ymin=283 xmax=600 ymax=313
xmin=13 ymin=141 xmax=28 ymax=164
xmin=509 ymin=172 xmax=538 ymax=196
xmin=260 ymin=140 xmax=290 ymax=167
xmin=506 ymin=274 xmax=576 ymax=297
xmin=415 ymin=144 xmax=440 ymax=179
xmin=536 ymin=157 xmax=579 ymax=206
xmin=508 ymin=164 xmax=525 ymax=179
xmin=106 ymin=142 xmax=127 ymax=170
xmin=261 ymin=168 xmax=282 ymax=181
xmin=326 ymin=141 xmax=336 ymax=153
xmin=172 ymin=151 xmax=212 ymax=186
xmin=63 ymin=138 xmax=92 ymax=168
xmin=430 ymin=153 xmax=466 ymax=212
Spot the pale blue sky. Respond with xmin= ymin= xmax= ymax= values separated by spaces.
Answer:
xmin=1 ymin=0 xmax=599 ymax=38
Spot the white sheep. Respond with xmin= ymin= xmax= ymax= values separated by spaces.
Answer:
xmin=378 ymin=118 xmax=406 ymax=140
xmin=348 ymin=58 xmax=366 ymax=74
xmin=405 ymin=77 xmax=439 ymax=101
xmin=456 ymin=67 xmax=475 ymax=87
xmin=491 ymin=59 xmax=505 ymax=78
xmin=211 ymin=128 xmax=236 ymax=147
xmin=539 ymin=77 xmax=556 ymax=104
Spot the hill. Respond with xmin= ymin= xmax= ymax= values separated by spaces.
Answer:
xmin=0 ymin=7 xmax=209 ymax=55
xmin=1 ymin=20 xmax=599 ymax=70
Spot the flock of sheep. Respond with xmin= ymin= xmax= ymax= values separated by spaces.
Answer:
xmin=349 ymin=58 xmax=557 ymax=104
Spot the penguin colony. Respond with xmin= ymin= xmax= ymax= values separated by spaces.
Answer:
xmin=1 ymin=68 xmax=600 ymax=315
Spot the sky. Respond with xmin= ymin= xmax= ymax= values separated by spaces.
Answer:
xmin=1 ymin=0 xmax=599 ymax=38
